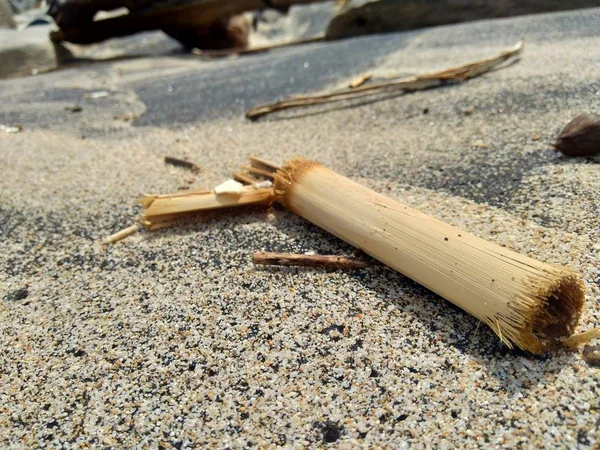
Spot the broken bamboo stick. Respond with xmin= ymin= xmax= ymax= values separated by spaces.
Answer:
xmin=246 ymin=41 xmax=523 ymax=119
xmin=142 ymin=186 xmax=275 ymax=218
xmin=272 ymin=157 xmax=585 ymax=354
xmin=252 ymin=251 xmax=375 ymax=269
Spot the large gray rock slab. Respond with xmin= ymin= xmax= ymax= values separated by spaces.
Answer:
xmin=326 ymin=0 xmax=600 ymax=39
xmin=0 ymin=25 xmax=71 ymax=78
xmin=0 ymin=0 xmax=16 ymax=29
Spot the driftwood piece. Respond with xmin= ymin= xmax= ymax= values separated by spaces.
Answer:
xmin=49 ymin=0 xmax=329 ymax=48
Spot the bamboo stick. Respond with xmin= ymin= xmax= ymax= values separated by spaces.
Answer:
xmin=246 ymin=41 xmax=523 ymax=119
xmin=273 ymin=158 xmax=585 ymax=354
xmin=252 ymin=251 xmax=375 ymax=269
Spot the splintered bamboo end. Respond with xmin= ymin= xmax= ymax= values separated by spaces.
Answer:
xmin=521 ymin=272 xmax=585 ymax=353
xmin=273 ymin=157 xmax=319 ymax=206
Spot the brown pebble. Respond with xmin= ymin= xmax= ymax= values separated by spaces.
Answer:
xmin=64 ymin=105 xmax=83 ymax=113
xmin=555 ymin=113 xmax=600 ymax=157
xmin=531 ymin=133 xmax=541 ymax=141
xmin=463 ymin=107 xmax=473 ymax=116
xmin=582 ymin=345 xmax=600 ymax=368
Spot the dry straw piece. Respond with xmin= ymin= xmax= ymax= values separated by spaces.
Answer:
xmin=246 ymin=41 xmax=523 ymax=119
xmin=273 ymin=158 xmax=586 ymax=354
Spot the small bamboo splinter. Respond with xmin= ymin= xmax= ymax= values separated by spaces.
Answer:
xmin=102 ymin=224 xmax=139 ymax=245
xmin=252 ymin=252 xmax=375 ymax=269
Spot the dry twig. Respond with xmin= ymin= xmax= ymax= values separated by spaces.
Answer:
xmin=164 ymin=156 xmax=201 ymax=173
xmin=246 ymin=41 xmax=523 ymax=119
xmin=194 ymin=36 xmax=324 ymax=58
xmin=252 ymin=251 xmax=375 ymax=269
xmin=102 ymin=224 xmax=139 ymax=245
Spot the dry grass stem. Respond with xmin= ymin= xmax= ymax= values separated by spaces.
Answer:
xmin=102 ymin=224 xmax=139 ymax=245
xmin=246 ymin=41 xmax=523 ymax=119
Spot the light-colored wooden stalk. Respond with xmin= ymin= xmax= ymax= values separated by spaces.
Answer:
xmin=101 ymin=224 xmax=139 ymax=245
xmin=274 ymin=158 xmax=585 ymax=354
xmin=142 ymin=187 xmax=275 ymax=218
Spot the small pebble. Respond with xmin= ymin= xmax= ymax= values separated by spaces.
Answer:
xmin=555 ymin=113 xmax=600 ymax=157
xmin=64 ymin=105 xmax=83 ymax=113
xmin=3 ymin=287 xmax=29 ymax=301
xmin=582 ymin=345 xmax=600 ymax=368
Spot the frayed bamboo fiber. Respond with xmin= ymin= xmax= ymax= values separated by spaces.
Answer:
xmin=274 ymin=158 xmax=585 ymax=354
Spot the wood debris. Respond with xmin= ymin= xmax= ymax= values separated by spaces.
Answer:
xmin=245 ymin=41 xmax=523 ymax=119
xmin=252 ymin=251 xmax=375 ymax=269
xmin=164 ymin=156 xmax=201 ymax=173
xmin=102 ymin=224 xmax=139 ymax=245
xmin=139 ymin=186 xmax=276 ymax=229
xmin=349 ymin=73 xmax=372 ymax=88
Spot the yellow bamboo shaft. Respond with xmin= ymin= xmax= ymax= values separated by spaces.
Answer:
xmin=275 ymin=159 xmax=584 ymax=353
xmin=143 ymin=187 xmax=275 ymax=217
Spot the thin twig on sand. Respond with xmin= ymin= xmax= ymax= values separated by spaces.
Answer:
xmin=246 ymin=41 xmax=523 ymax=119
xmin=252 ymin=251 xmax=375 ymax=269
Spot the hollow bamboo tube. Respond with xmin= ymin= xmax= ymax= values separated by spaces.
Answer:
xmin=274 ymin=158 xmax=585 ymax=353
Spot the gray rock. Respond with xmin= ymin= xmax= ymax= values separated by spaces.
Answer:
xmin=0 ymin=25 xmax=71 ymax=78
xmin=326 ymin=0 xmax=600 ymax=40
xmin=0 ymin=0 xmax=16 ymax=29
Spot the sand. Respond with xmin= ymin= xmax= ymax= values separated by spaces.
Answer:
xmin=1 ymin=8 xmax=599 ymax=448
